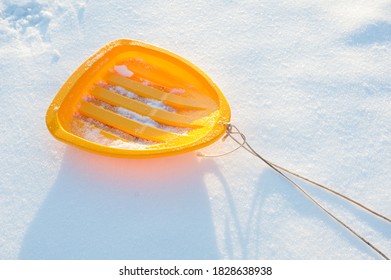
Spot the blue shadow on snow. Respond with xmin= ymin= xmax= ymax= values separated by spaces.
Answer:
xmin=19 ymin=147 xmax=220 ymax=259
xmin=346 ymin=21 xmax=391 ymax=46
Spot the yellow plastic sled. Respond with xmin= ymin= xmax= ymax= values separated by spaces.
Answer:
xmin=46 ymin=39 xmax=231 ymax=158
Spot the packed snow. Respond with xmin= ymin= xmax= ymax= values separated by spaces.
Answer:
xmin=170 ymin=88 xmax=186 ymax=94
xmin=114 ymin=65 xmax=134 ymax=78
xmin=104 ymin=83 xmax=176 ymax=112
xmin=0 ymin=0 xmax=390 ymax=260
xmin=71 ymin=114 xmax=154 ymax=149
xmin=73 ymin=63 xmax=191 ymax=147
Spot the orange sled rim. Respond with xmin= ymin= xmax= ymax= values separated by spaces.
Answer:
xmin=46 ymin=39 xmax=231 ymax=158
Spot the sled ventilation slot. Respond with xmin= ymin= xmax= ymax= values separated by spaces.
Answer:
xmin=46 ymin=39 xmax=231 ymax=157
xmin=77 ymin=73 xmax=208 ymax=143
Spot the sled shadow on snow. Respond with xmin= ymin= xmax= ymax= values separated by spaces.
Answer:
xmin=19 ymin=147 xmax=222 ymax=260
xmin=19 ymin=146 xmax=389 ymax=259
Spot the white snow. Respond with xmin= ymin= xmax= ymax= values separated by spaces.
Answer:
xmin=113 ymin=65 xmax=134 ymax=78
xmin=112 ymin=105 xmax=190 ymax=135
xmin=170 ymin=88 xmax=186 ymax=94
xmin=70 ymin=115 xmax=153 ymax=149
xmin=0 ymin=0 xmax=390 ymax=260
xmin=75 ymin=82 xmax=188 ymax=147
xmin=73 ymin=97 xmax=188 ymax=146
xmin=81 ymin=128 xmax=151 ymax=150
xmin=115 ymin=107 xmax=159 ymax=128
xmin=105 ymin=84 xmax=175 ymax=112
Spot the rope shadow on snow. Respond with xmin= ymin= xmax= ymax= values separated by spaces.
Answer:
xmin=19 ymin=147 xmax=220 ymax=260
xmin=251 ymin=169 xmax=391 ymax=259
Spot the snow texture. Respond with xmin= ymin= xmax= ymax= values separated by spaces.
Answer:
xmin=105 ymin=84 xmax=175 ymax=112
xmin=0 ymin=0 xmax=390 ymax=260
xmin=114 ymin=65 xmax=134 ymax=78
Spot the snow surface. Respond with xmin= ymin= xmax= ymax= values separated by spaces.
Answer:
xmin=105 ymin=83 xmax=175 ymax=112
xmin=1 ymin=0 xmax=391 ymax=260
xmin=114 ymin=65 xmax=134 ymax=78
